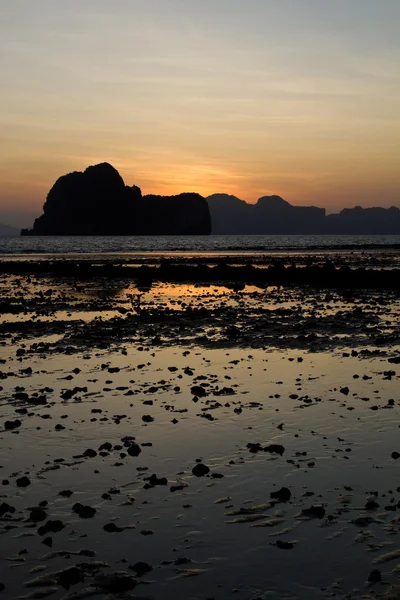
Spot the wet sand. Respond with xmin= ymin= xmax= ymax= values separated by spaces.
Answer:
xmin=1 ymin=256 xmax=400 ymax=600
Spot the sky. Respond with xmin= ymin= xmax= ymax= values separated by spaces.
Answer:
xmin=0 ymin=0 xmax=399 ymax=227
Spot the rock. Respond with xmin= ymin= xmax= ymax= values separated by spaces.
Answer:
xmin=301 ymin=505 xmax=325 ymax=519
xmin=192 ymin=464 xmax=210 ymax=477
xmin=368 ymin=569 xmax=382 ymax=582
xmin=0 ymin=502 xmax=15 ymax=517
xmin=16 ymin=476 xmax=31 ymax=487
xmin=30 ymin=508 xmax=47 ymax=522
xmin=83 ymin=448 xmax=97 ymax=458
xmin=23 ymin=162 xmax=211 ymax=236
xmin=4 ymin=419 xmax=22 ymax=430
xmin=392 ymin=451 xmax=400 ymax=460
xmin=264 ymin=444 xmax=285 ymax=455
xmin=270 ymin=487 xmax=291 ymax=502
xmin=365 ymin=499 xmax=380 ymax=510
xmin=247 ymin=442 xmax=263 ymax=453
xmin=129 ymin=562 xmax=152 ymax=577
xmin=276 ymin=540 xmax=294 ymax=549
xmin=42 ymin=537 xmax=53 ymax=547
xmin=191 ymin=385 xmax=207 ymax=397
xmin=142 ymin=415 xmax=154 ymax=423
xmin=72 ymin=503 xmax=96 ymax=518
xmin=170 ymin=484 xmax=186 ymax=492
xmin=57 ymin=566 xmax=83 ymax=590
xmin=143 ymin=474 xmax=168 ymax=488
xmin=127 ymin=443 xmax=142 ymax=457
xmin=103 ymin=523 xmax=123 ymax=533
xmin=59 ymin=489 xmax=73 ymax=497
xmin=98 ymin=442 xmax=112 ymax=451
xmin=340 ymin=386 xmax=350 ymax=395
xmin=38 ymin=520 xmax=65 ymax=536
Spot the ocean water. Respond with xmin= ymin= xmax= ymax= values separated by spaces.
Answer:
xmin=0 ymin=233 xmax=400 ymax=257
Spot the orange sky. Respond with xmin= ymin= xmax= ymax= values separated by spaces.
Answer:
xmin=1 ymin=1 xmax=399 ymax=227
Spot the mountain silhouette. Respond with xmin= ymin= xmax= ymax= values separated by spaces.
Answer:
xmin=207 ymin=194 xmax=400 ymax=234
xmin=22 ymin=163 xmax=211 ymax=236
xmin=20 ymin=164 xmax=399 ymax=236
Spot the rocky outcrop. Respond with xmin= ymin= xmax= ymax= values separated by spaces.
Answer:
xmin=22 ymin=163 xmax=211 ymax=236
xmin=207 ymin=194 xmax=400 ymax=234
xmin=140 ymin=193 xmax=211 ymax=235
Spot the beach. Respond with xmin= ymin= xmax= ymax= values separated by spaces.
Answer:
xmin=1 ymin=248 xmax=400 ymax=600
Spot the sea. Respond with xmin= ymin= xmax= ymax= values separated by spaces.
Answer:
xmin=0 ymin=233 xmax=400 ymax=259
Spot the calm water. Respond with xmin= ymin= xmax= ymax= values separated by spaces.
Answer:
xmin=1 ymin=234 xmax=400 ymax=257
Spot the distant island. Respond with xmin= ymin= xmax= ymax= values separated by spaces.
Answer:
xmin=21 ymin=163 xmax=211 ymax=236
xmin=20 ymin=162 xmax=399 ymax=236
xmin=207 ymin=194 xmax=400 ymax=235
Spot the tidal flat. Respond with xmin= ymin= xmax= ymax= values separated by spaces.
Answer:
xmin=1 ymin=260 xmax=400 ymax=600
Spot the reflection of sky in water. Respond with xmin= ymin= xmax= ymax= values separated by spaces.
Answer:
xmin=2 ymin=280 xmax=399 ymax=353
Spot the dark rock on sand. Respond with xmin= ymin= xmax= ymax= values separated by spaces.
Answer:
xmin=42 ymin=536 xmax=53 ymax=547
xmin=143 ymin=474 xmax=168 ymax=488
xmin=83 ymin=448 xmax=97 ymax=458
xmin=191 ymin=385 xmax=207 ymax=397
xmin=103 ymin=523 xmax=124 ymax=533
xmin=127 ymin=443 xmax=142 ymax=457
xmin=4 ymin=419 xmax=22 ymax=430
xmin=0 ymin=502 xmax=16 ymax=516
xmin=192 ymin=463 xmax=210 ymax=477
xmin=57 ymin=566 xmax=84 ymax=590
xmin=129 ymin=561 xmax=152 ymax=577
xmin=29 ymin=508 xmax=47 ymax=522
xmin=276 ymin=540 xmax=294 ymax=549
xmin=38 ymin=520 xmax=65 ymax=535
xmin=247 ymin=442 xmax=263 ymax=453
xmin=72 ymin=503 xmax=97 ymax=518
xmin=270 ymin=487 xmax=291 ymax=502
xmin=142 ymin=415 xmax=154 ymax=423
xmin=368 ymin=569 xmax=382 ymax=582
xmin=301 ymin=505 xmax=326 ymax=519
xmin=98 ymin=442 xmax=113 ymax=451
xmin=365 ymin=499 xmax=380 ymax=510
xmin=16 ymin=476 xmax=31 ymax=487
xmin=264 ymin=444 xmax=285 ymax=455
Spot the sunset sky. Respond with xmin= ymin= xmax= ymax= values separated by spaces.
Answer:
xmin=1 ymin=0 xmax=399 ymax=227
